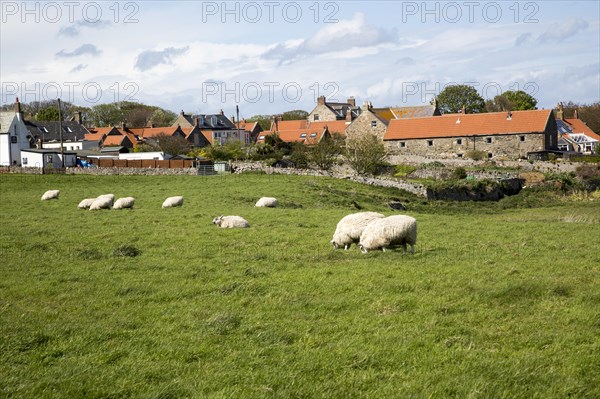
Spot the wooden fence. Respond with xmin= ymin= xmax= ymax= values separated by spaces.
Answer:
xmin=92 ymin=159 xmax=202 ymax=168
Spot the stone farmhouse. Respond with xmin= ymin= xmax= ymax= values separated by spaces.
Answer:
xmin=172 ymin=110 xmax=252 ymax=145
xmin=308 ymin=96 xmax=360 ymax=123
xmin=384 ymin=109 xmax=559 ymax=160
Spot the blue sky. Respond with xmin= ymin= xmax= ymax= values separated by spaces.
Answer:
xmin=1 ymin=1 xmax=598 ymax=118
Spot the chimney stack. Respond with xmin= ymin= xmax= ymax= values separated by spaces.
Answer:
xmin=346 ymin=108 xmax=353 ymax=122
xmin=15 ymin=97 xmax=22 ymax=114
xmin=180 ymin=110 xmax=185 ymax=116
xmin=461 ymin=105 xmax=466 ymax=114
xmin=556 ymin=103 xmax=564 ymax=121
xmin=220 ymin=109 xmax=224 ymax=116
xmin=317 ymin=96 xmax=326 ymax=106
xmin=361 ymin=101 xmax=371 ymax=111
xmin=75 ymin=111 xmax=83 ymax=124
xmin=121 ymin=122 xmax=127 ymax=130
xmin=231 ymin=115 xmax=235 ymax=124
xmin=347 ymin=96 xmax=356 ymax=107
xmin=574 ymin=109 xmax=579 ymax=119
xmin=194 ymin=116 xmax=200 ymax=127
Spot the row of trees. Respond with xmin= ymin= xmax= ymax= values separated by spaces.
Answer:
xmin=0 ymin=100 xmax=177 ymax=128
xmin=435 ymin=85 xmax=539 ymax=114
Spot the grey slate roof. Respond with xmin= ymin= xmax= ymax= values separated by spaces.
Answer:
xmin=24 ymin=120 xmax=90 ymax=142
xmin=183 ymin=113 xmax=236 ymax=130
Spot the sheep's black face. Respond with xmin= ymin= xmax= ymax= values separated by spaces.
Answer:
xmin=330 ymin=240 xmax=340 ymax=249
xmin=359 ymin=244 xmax=368 ymax=254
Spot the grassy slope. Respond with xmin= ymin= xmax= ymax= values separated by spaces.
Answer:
xmin=1 ymin=174 xmax=599 ymax=398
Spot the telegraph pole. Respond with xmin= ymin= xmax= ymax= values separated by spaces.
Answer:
xmin=58 ymin=98 xmax=65 ymax=168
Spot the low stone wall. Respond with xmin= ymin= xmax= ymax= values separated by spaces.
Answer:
xmin=0 ymin=166 xmax=200 ymax=176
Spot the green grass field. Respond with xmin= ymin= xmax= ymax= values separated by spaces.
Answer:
xmin=1 ymin=173 xmax=599 ymax=398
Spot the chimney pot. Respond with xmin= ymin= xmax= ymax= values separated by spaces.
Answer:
xmin=574 ymin=109 xmax=579 ymax=119
xmin=15 ymin=97 xmax=22 ymax=114
xmin=220 ymin=109 xmax=224 ymax=116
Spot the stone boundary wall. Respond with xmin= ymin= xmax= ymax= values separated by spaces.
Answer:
xmin=0 ymin=166 xmax=200 ymax=176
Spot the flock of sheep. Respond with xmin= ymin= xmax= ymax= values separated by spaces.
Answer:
xmin=41 ymin=190 xmax=417 ymax=254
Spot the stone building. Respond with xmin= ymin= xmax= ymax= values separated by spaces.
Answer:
xmin=384 ymin=109 xmax=558 ymax=160
xmin=344 ymin=101 xmax=389 ymax=141
xmin=555 ymin=104 xmax=599 ymax=154
xmin=373 ymin=103 xmax=441 ymax=122
xmin=308 ymin=96 xmax=360 ymax=123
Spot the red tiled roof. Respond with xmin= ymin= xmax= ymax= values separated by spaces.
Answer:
xmin=269 ymin=120 xmax=308 ymax=132
xmin=89 ymin=127 xmax=114 ymax=135
xmin=128 ymin=126 xmax=181 ymax=139
xmin=102 ymin=135 xmax=127 ymax=146
xmin=308 ymin=120 xmax=349 ymax=136
xmin=257 ymin=127 xmax=327 ymax=144
xmin=385 ymin=110 xmax=553 ymax=140
xmin=85 ymin=133 xmax=105 ymax=141
xmin=236 ymin=121 xmax=259 ymax=132
xmin=200 ymin=130 xmax=214 ymax=144
xmin=564 ymin=118 xmax=600 ymax=141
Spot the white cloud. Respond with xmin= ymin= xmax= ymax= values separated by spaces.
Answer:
xmin=56 ymin=44 xmax=102 ymax=58
xmin=538 ymin=18 xmax=589 ymax=43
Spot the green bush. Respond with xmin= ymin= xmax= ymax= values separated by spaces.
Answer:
xmin=465 ymin=150 xmax=488 ymax=161
xmin=452 ymin=167 xmax=467 ymax=180
xmin=420 ymin=161 xmax=446 ymax=169
xmin=394 ymin=164 xmax=417 ymax=177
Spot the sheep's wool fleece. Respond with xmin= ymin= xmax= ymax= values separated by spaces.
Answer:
xmin=332 ymin=212 xmax=385 ymax=247
xmin=255 ymin=197 xmax=278 ymax=207
xmin=113 ymin=197 xmax=135 ymax=209
xmin=41 ymin=190 xmax=60 ymax=200
xmin=162 ymin=196 xmax=184 ymax=208
xmin=360 ymin=215 xmax=417 ymax=250
xmin=89 ymin=197 xmax=113 ymax=210
xmin=78 ymin=198 xmax=96 ymax=209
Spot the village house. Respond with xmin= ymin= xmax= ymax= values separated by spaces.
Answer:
xmin=232 ymin=117 xmax=263 ymax=143
xmin=308 ymin=96 xmax=361 ymax=123
xmin=20 ymin=148 xmax=77 ymax=168
xmin=345 ymin=101 xmax=390 ymax=141
xmin=555 ymin=104 xmax=599 ymax=154
xmin=172 ymin=110 xmax=250 ymax=145
xmin=384 ymin=109 xmax=558 ymax=160
xmin=0 ymin=98 xmax=33 ymax=166
xmin=256 ymin=116 xmax=349 ymax=145
xmin=372 ymin=103 xmax=441 ymax=122
xmin=24 ymin=110 xmax=92 ymax=152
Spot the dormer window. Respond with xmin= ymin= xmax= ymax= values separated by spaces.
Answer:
xmin=310 ymin=132 xmax=317 ymax=138
xmin=211 ymin=116 xmax=217 ymax=126
xmin=258 ymin=135 xmax=265 ymax=140
xmin=300 ymin=133 xmax=307 ymax=138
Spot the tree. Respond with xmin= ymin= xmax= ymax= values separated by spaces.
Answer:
xmin=35 ymin=107 xmax=61 ymax=121
xmin=307 ymin=136 xmax=342 ymax=170
xmin=486 ymin=90 xmax=538 ymax=112
xmin=150 ymin=109 xmax=177 ymax=127
xmin=281 ymin=110 xmax=309 ymax=120
xmin=344 ymin=134 xmax=388 ymax=175
xmin=89 ymin=103 xmax=126 ymax=127
xmin=246 ymin=114 xmax=272 ymax=131
xmin=436 ymin=84 xmax=485 ymax=114
xmin=149 ymin=133 xmax=189 ymax=156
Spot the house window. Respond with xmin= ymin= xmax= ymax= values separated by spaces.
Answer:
xmin=258 ymin=135 xmax=265 ymax=140
xmin=11 ymin=136 xmax=17 ymax=143
xmin=456 ymin=138 xmax=463 ymax=145
xmin=310 ymin=132 xmax=317 ymax=138
xmin=22 ymin=157 xmax=28 ymax=165
xmin=519 ymin=135 xmax=526 ymax=142
xmin=486 ymin=137 xmax=493 ymax=144
xmin=300 ymin=133 xmax=307 ymax=138
xmin=488 ymin=152 xmax=493 ymax=158
xmin=46 ymin=155 xmax=53 ymax=163
xmin=313 ymin=114 xmax=319 ymax=121
xmin=427 ymin=140 xmax=433 ymax=147
xmin=371 ymin=121 xmax=377 ymax=128
xmin=399 ymin=142 xmax=406 ymax=148
xmin=457 ymin=153 xmax=463 ymax=158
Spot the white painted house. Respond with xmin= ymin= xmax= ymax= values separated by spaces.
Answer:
xmin=20 ymin=149 xmax=77 ymax=168
xmin=0 ymin=99 xmax=33 ymax=166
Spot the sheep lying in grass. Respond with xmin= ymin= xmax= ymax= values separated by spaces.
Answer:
xmin=89 ymin=196 xmax=114 ymax=210
xmin=78 ymin=198 xmax=96 ymax=209
xmin=331 ymin=212 xmax=385 ymax=250
xmin=41 ymin=190 xmax=60 ymax=200
xmin=212 ymin=215 xmax=250 ymax=228
xmin=255 ymin=197 xmax=278 ymax=208
xmin=162 ymin=196 xmax=184 ymax=208
xmin=359 ymin=215 xmax=417 ymax=254
xmin=113 ymin=197 xmax=135 ymax=209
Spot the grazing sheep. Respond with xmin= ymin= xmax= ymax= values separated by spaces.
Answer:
xmin=41 ymin=190 xmax=60 ymax=200
xmin=89 ymin=196 xmax=113 ymax=210
xmin=78 ymin=198 xmax=96 ymax=209
xmin=212 ymin=215 xmax=250 ymax=228
xmin=97 ymin=194 xmax=115 ymax=201
xmin=113 ymin=197 xmax=135 ymax=209
xmin=331 ymin=212 xmax=385 ymax=250
xmin=359 ymin=215 xmax=417 ymax=254
xmin=255 ymin=197 xmax=278 ymax=208
xmin=162 ymin=196 xmax=184 ymax=208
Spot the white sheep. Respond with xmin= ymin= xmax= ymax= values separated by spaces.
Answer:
xmin=162 ymin=196 xmax=184 ymax=208
xmin=113 ymin=197 xmax=135 ymax=209
xmin=89 ymin=196 xmax=113 ymax=210
xmin=41 ymin=190 xmax=60 ymax=200
xmin=78 ymin=198 xmax=96 ymax=209
xmin=359 ymin=215 xmax=417 ymax=254
xmin=212 ymin=215 xmax=250 ymax=228
xmin=97 ymin=194 xmax=115 ymax=201
xmin=330 ymin=212 xmax=385 ymax=250
xmin=255 ymin=197 xmax=278 ymax=208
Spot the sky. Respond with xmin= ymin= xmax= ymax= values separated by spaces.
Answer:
xmin=1 ymin=0 xmax=599 ymax=118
